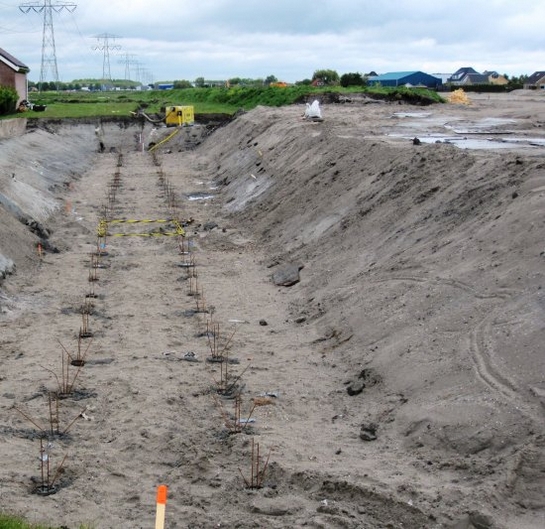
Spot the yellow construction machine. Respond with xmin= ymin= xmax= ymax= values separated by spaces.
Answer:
xmin=163 ymin=105 xmax=194 ymax=126
xmin=133 ymin=105 xmax=194 ymax=127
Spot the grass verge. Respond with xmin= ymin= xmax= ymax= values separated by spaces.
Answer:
xmin=0 ymin=513 xmax=93 ymax=529
xmin=1 ymin=85 xmax=443 ymax=120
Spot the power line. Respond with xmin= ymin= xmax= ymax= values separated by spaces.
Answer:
xmin=131 ymin=60 xmax=154 ymax=85
xmin=93 ymin=33 xmax=121 ymax=82
xmin=118 ymin=52 xmax=136 ymax=81
xmin=19 ymin=0 xmax=77 ymax=89
xmin=140 ymin=67 xmax=154 ymax=86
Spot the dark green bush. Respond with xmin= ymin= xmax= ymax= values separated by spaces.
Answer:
xmin=0 ymin=86 xmax=19 ymax=115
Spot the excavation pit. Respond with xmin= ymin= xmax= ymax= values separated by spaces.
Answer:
xmin=2 ymin=95 xmax=545 ymax=529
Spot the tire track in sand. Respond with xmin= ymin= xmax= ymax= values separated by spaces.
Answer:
xmin=469 ymin=307 xmax=544 ymax=424
xmin=373 ymin=274 xmax=542 ymax=423
xmin=372 ymin=273 xmax=516 ymax=300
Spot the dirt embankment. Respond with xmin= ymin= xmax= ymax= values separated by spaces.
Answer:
xmin=1 ymin=93 xmax=545 ymax=528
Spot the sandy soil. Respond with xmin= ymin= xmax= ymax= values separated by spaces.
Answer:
xmin=1 ymin=91 xmax=545 ymax=529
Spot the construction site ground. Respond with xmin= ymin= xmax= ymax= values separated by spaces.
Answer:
xmin=1 ymin=91 xmax=545 ymax=529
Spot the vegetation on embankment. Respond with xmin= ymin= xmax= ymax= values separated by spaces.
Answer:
xmin=0 ymin=515 xmax=52 ymax=529
xmin=0 ymin=513 xmax=92 ymax=529
xmin=2 ymin=85 xmax=443 ymax=120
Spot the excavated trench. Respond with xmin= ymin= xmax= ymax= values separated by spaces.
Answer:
xmin=1 ymin=96 xmax=545 ymax=528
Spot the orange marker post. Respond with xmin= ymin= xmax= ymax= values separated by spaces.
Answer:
xmin=155 ymin=484 xmax=168 ymax=529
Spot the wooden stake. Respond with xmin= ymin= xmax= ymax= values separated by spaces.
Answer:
xmin=155 ymin=484 xmax=168 ymax=529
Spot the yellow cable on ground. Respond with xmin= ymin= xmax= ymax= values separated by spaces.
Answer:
xmin=109 ymin=231 xmax=182 ymax=237
xmin=109 ymin=219 xmax=172 ymax=224
xmin=104 ymin=219 xmax=185 ymax=237
xmin=148 ymin=128 xmax=180 ymax=152
xmin=172 ymin=219 xmax=186 ymax=237
xmin=97 ymin=220 xmax=108 ymax=237
xmin=98 ymin=216 xmax=186 ymax=238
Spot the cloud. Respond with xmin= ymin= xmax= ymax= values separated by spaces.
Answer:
xmin=1 ymin=1 xmax=544 ymax=83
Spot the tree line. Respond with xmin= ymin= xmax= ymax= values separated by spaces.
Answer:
xmin=26 ymin=70 xmax=531 ymax=92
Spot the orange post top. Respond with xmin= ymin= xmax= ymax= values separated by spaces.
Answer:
xmin=156 ymin=484 xmax=168 ymax=505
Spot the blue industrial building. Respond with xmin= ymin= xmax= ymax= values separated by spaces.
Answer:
xmin=367 ymin=71 xmax=442 ymax=89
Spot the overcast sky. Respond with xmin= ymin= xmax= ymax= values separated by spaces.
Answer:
xmin=1 ymin=0 xmax=544 ymax=84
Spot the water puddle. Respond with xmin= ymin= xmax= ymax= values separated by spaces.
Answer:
xmin=385 ymin=113 xmax=545 ymax=151
xmin=186 ymin=192 xmax=214 ymax=201
xmin=392 ymin=112 xmax=432 ymax=119
xmin=387 ymin=133 xmax=545 ymax=151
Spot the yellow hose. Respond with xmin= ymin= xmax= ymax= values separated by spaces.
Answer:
xmin=148 ymin=128 xmax=180 ymax=152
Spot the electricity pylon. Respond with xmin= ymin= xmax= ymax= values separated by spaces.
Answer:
xmin=19 ymin=0 xmax=77 ymax=90
xmin=118 ymin=52 xmax=136 ymax=81
xmin=94 ymin=33 xmax=121 ymax=83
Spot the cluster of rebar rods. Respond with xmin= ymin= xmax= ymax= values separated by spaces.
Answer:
xmin=17 ymin=143 xmax=272 ymax=496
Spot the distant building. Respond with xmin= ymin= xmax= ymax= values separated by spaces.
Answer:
xmin=448 ymin=67 xmax=489 ymax=85
xmin=0 ymin=48 xmax=30 ymax=104
xmin=524 ymin=71 xmax=545 ymax=89
xmin=203 ymin=80 xmax=227 ymax=88
xmin=367 ymin=71 xmax=442 ymax=89
xmin=483 ymin=70 xmax=508 ymax=85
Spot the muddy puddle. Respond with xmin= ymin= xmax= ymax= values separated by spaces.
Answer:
xmin=387 ymin=112 xmax=545 ymax=151
xmin=388 ymin=133 xmax=545 ymax=150
xmin=186 ymin=191 xmax=215 ymax=201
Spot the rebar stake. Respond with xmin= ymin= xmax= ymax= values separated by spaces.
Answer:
xmin=35 ymin=439 xmax=67 ymax=496
xmin=79 ymin=311 xmax=93 ymax=338
xmin=88 ymin=255 xmax=99 ymax=282
xmin=48 ymin=392 xmax=60 ymax=436
xmin=238 ymin=439 xmax=272 ymax=489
